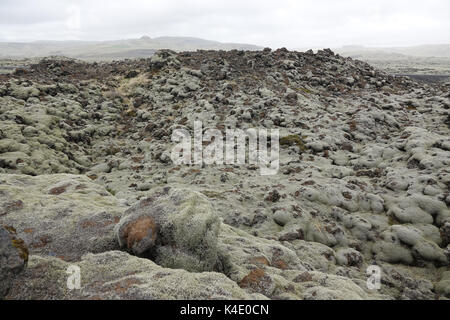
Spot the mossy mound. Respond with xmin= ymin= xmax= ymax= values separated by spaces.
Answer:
xmin=115 ymin=187 xmax=226 ymax=273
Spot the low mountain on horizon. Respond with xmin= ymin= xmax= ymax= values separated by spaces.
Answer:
xmin=337 ymin=44 xmax=450 ymax=58
xmin=334 ymin=44 xmax=450 ymax=76
xmin=0 ymin=36 xmax=263 ymax=60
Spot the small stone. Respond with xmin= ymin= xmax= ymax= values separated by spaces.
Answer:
xmin=137 ymin=183 xmax=152 ymax=191
xmin=265 ymin=190 xmax=280 ymax=203
xmin=273 ymin=211 xmax=292 ymax=227
xmin=89 ymin=163 xmax=111 ymax=174
xmin=346 ymin=77 xmax=355 ymax=86
xmin=220 ymin=173 xmax=229 ymax=183
xmin=336 ymin=248 xmax=363 ymax=267
xmin=22 ymin=126 xmax=39 ymax=137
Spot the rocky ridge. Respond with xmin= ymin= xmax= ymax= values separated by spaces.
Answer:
xmin=0 ymin=48 xmax=449 ymax=300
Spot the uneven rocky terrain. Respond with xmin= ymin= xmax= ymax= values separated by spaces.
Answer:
xmin=0 ymin=48 xmax=449 ymax=300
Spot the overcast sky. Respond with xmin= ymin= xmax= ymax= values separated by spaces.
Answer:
xmin=0 ymin=0 xmax=449 ymax=48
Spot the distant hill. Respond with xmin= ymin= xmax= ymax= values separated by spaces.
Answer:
xmin=337 ymin=44 xmax=450 ymax=58
xmin=334 ymin=44 xmax=450 ymax=76
xmin=0 ymin=36 xmax=263 ymax=60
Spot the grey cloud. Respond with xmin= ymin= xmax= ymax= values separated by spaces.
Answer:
xmin=0 ymin=0 xmax=449 ymax=47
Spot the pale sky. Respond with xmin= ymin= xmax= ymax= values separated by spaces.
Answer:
xmin=0 ymin=0 xmax=449 ymax=48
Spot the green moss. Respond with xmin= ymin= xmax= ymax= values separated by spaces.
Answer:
xmin=106 ymin=147 xmax=121 ymax=156
xmin=388 ymin=215 xmax=399 ymax=226
xmin=124 ymin=109 xmax=137 ymax=118
xmin=168 ymin=193 xmax=222 ymax=272
xmin=106 ymin=187 xmax=116 ymax=196
xmin=300 ymin=87 xmax=311 ymax=94
xmin=201 ymin=190 xmax=226 ymax=199
xmin=12 ymin=238 xmax=29 ymax=262
xmin=280 ymin=135 xmax=307 ymax=152
xmin=4 ymin=225 xmax=17 ymax=234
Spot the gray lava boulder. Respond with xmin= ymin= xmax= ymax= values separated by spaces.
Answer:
xmin=0 ymin=226 xmax=28 ymax=299
xmin=0 ymin=174 xmax=126 ymax=261
xmin=150 ymin=50 xmax=180 ymax=70
xmin=115 ymin=187 xmax=224 ymax=273
xmin=6 ymin=251 xmax=264 ymax=300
